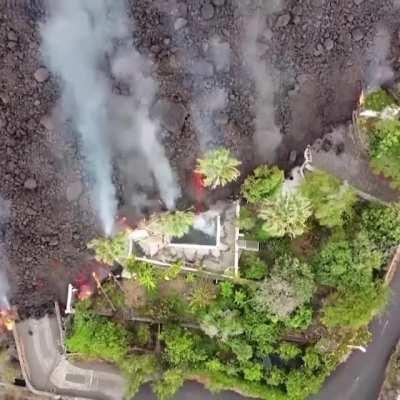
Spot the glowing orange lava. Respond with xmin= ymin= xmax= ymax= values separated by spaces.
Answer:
xmin=0 ymin=308 xmax=16 ymax=331
xmin=78 ymin=283 xmax=93 ymax=301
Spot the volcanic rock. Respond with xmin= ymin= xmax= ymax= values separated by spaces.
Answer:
xmin=40 ymin=116 xmax=54 ymax=131
xmin=174 ymin=17 xmax=187 ymax=30
xmin=324 ymin=38 xmax=334 ymax=51
xmin=24 ymin=178 xmax=37 ymax=190
xmin=201 ymin=3 xmax=215 ymax=20
xmin=275 ymin=13 xmax=291 ymax=28
xmin=34 ymin=67 xmax=49 ymax=83
xmin=212 ymin=0 xmax=225 ymax=5
xmin=151 ymin=99 xmax=187 ymax=134
xmin=66 ymin=181 xmax=83 ymax=202
xmin=351 ymin=28 xmax=364 ymax=41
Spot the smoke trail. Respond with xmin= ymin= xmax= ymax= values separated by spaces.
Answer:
xmin=111 ymin=50 xmax=181 ymax=209
xmin=364 ymin=26 xmax=394 ymax=91
xmin=242 ymin=14 xmax=282 ymax=163
xmin=0 ymin=196 xmax=10 ymax=308
xmin=40 ymin=0 xmax=127 ymax=235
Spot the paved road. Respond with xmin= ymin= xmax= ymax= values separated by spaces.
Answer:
xmin=15 ymin=315 xmax=125 ymax=400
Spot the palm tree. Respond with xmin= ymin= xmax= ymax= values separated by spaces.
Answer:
xmin=196 ymin=148 xmax=241 ymax=189
xmin=147 ymin=210 xmax=194 ymax=239
xmin=258 ymin=193 xmax=312 ymax=238
xmin=87 ymin=231 xmax=129 ymax=265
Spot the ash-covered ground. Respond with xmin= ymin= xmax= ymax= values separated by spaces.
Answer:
xmin=0 ymin=0 xmax=399 ymax=318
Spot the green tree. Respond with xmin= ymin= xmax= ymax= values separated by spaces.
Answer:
xmin=300 ymin=170 xmax=357 ymax=227
xmin=266 ymin=366 xmax=286 ymax=386
xmin=321 ymin=283 xmax=388 ymax=329
xmin=161 ymin=326 xmax=209 ymax=367
xmin=87 ymin=231 xmax=129 ymax=265
xmin=189 ymin=279 xmax=217 ymax=311
xmin=242 ymin=362 xmax=264 ymax=382
xmin=149 ymin=211 xmax=194 ymax=238
xmin=241 ymin=165 xmax=284 ymax=203
xmin=253 ymin=256 xmax=315 ymax=318
xmin=67 ymin=310 xmax=129 ymax=363
xmin=239 ymin=253 xmax=268 ymax=280
xmin=200 ymin=309 xmax=244 ymax=341
xmin=196 ymin=148 xmax=241 ymax=188
xmin=230 ymin=339 xmax=253 ymax=362
xmin=369 ymin=119 xmax=400 ymax=188
xmin=258 ymin=193 xmax=312 ymax=238
xmin=152 ymin=369 xmax=185 ymax=400
xmin=278 ymin=343 xmax=302 ymax=361
xmin=361 ymin=203 xmax=400 ymax=253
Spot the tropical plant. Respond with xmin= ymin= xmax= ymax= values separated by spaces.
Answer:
xmin=321 ymin=283 xmax=388 ymax=329
xmin=161 ymin=326 xmax=209 ymax=367
xmin=200 ymin=309 xmax=244 ymax=341
xmin=163 ymin=261 xmax=183 ymax=281
xmin=253 ymin=256 xmax=315 ymax=318
xmin=152 ymin=369 xmax=185 ymax=400
xmin=189 ymin=279 xmax=217 ymax=311
xmin=196 ymin=148 xmax=241 ymax=188
xmin=300 ymin=170 xmax=357 ymax=227
xmin=239 ymin=253 xmax=268 ymax=280
xmin=136 ymin=263 xmax=158 ymax=292
xmin=241 ymin=165 xmax=284 ymax=203
xmin=360 ymin=203 xmax=400 ymax=253
xmin=369 ymin=119 xmax=400 ymax=187
xmin=87 ymin=231 xmax=129 ymax=265
xmin=148 ymin=211 xmax=195 ymax=238
xmin=258 ymin=193 xmax=312 ymax=238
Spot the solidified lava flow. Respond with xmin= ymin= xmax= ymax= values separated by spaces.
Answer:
xmin=0 ymin=0 xmax=399 ymax=317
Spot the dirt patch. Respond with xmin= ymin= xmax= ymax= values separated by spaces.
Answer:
xmin=0 ymin=0 xmax=399 ymax=317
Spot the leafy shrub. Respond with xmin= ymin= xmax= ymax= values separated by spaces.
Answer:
xmin=196 ymin=148 xmax=241 ymax=188
xmin=161 ymin=326 xmax=209 ymax=367
xmin=361 ymin=203 xmax=400 ymax=253
xmin=67 ymin=310 xmax=128 ymax=363
xmin=200 ymin=309 xmax=244 ymax=341
xmin=242 ymin=362 xmax=264 ymax=382
xmin=163 ymin=261 xmax=183 ymax=281
xmin=321 ymin=283 xmax=388 ymax=329
xmin=152 ymin=369 xmax=185 ymax=400
xmin=254 ymin=256 xmax=315 ymax=318
xmin=364 ymin=89 xmax=395 ymax=112
xmin=312 ymin=232 xmax=383 ymax=290
xmin=369 ymin=119 xmax=400 ymax=187
xmin=87 ymin=231 xmax=129 ymax=265
xmin=258 ymin=193 xmax=312 ymax=238
xmin=189 ymin=279 xmax=217 ymax=311
xmin=242 ymin=165 xmax=284 ymax=203
xmin=239 ymin=207 xmax=257 ymax=231
xmin=135 ymin=323 xmax=152 ymax=347
xmin=302 ymin=348 xmax=322 ymax=371
xmin=230 ymin=339 xmax=253 ymax=362
xmin=239 ymin=253 xmax=268 ymax=280
xmin=300 ymin=170 xmax=357 ymax=228
xmin=278 ymin=343 xmax=302 ymax=361
xmin=136 ymin=263 xmax=159 ymax=292
xmin=285 ymin=306 xmax=313 ymax=330
xmin=149 ymin=211 xmax=194 ymax=238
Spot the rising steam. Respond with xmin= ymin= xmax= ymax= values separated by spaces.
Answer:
xmin=40 ymin=0 xmax=127 ymax=235
xmin=0 ymin=196 xmax=10 ymax=308
xmin=42 ymin=0 xmax=181 ymax=225
xmin=242 ymin=14 xmax=282 ymax=163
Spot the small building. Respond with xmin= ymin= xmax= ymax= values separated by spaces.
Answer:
xmin=129 ymin=201 xmax=259 ymax=277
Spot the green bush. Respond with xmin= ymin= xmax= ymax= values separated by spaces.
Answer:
xmin=364 ymin=89 xmax=395 ymax=112
xmin=239 ymin=253 xmax=268 ymax=280
xmin=135 ymin=323 xmax=152 ymax=347
xmin=258 ymin=193 xmax=313 ymax=238
xmin=241 ymin=165 xmax=284 ymax=203
xmin=300 ymin=170 xmax=357 ymax=228
xmin=149 ymin=211 xmax=195 ymax=238
xmin=196 ymin=148 xmax=241 ymax=188
xmin=152 ymin=369 xmax=185 ymax=400
xmin=278 ymin=343 xmax=302 ymax=361
xmin=361 ymin=203 xmax=400 ymax=253
xmin=254 ymin=256 xmax=315 ymax=318
xmin=161 ymin=326 xmax=209 ymax=367
xmin=87 ymin=231 xmax=129 ymax=265
xmin=66 ymin=310 xmax=129 ymax=363
xmin=239 ymin=207 xmax=257 ymax=231
xmin=369 ymin=119 xmax=400 ymax=187
xmin=321 ymin=283 xmax=389 ymax=329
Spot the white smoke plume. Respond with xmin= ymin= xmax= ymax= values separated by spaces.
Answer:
xmin=40 ymin=0 xmax=128 ymax=235
xmin=192 ymin=87 xmax=228 ymax=150
xmin=0 ymin=196 xmax=10 ymax=308
xmin=365 ymin=26 xmax=394 ymax=91
xmin=111 ymin=51 xmax=181 ymax=209
xmin=243 ymin=14 xmax=282 ymax=163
